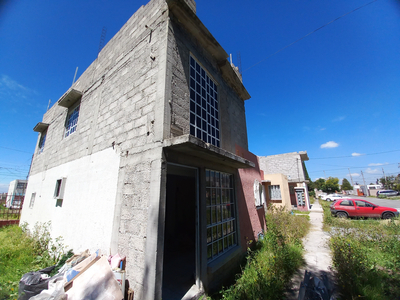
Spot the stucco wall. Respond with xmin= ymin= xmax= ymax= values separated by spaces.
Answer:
xmin=20 ymin=147 xmax=120 ymax=253
xmin=235 ymin=145 xmax=266 ymax=251
xmin=264 ymin=173 xmax=291 ymax=210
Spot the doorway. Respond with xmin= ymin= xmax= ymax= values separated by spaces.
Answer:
xmin=162 ymin=164 xmax=198 ymax=299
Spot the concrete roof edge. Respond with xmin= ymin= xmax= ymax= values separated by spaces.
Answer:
xmin=166 ymin=0 xmax=250 ymax=101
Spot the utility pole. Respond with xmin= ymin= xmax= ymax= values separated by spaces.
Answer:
xmin=361 ymin=171 xmax=368 ymax=196
xmin=382 ymin=168 xmax=387 ymax=187
xmin=323 ymin=170 xmax=326 ymax=179
xmin=348 ymin=168 xmax=354 ymax=186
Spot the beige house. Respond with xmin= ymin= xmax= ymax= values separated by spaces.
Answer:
xmin=259 ymin=151 xmax=310 ymax=211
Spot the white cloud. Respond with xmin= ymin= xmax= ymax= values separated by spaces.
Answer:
xmin=333 ymin=116 xmax=346 ymax=122
xmin=320 ymin=141 xmax=339 ymax=149
xmin=368 ymin=163 xmax=387 ymax=166
xmin=365 ymin=168 xmax=380 ymax=174
xmin=351 ymin=153 xmax=364 ymax=157
xmin=347 ymin=173 xmax=360 ymax=177
xmin=319 ymin=128 xmax=326 ymax=131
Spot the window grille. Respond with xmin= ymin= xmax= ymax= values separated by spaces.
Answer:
xmin=189 ymin=56 xmax=220 ymax=147
xmin=206 ymin=170 xmax=237 ymax=261
xmin=65 ymin=104 xmax=80 ymax=138
xmin=269 ymin=185 xmax=282 ymax=200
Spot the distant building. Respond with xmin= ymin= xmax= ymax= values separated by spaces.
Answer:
xmin=6 ymin=179 xmax=27 ymax=208
xmin=258 ymin=151 xmax=310 ymax=211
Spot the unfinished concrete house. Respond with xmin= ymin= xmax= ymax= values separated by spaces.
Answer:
xmin=20 ymin=0 xmax=267 ymax=298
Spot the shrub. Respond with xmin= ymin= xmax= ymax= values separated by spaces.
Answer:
xmin=218 ymin=206 xmax=309 ymax=300
xmin=0 ymin=222 xmax=67 ymax=299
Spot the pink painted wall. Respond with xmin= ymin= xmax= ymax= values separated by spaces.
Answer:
xmin=235 ymin=145 xmax=267 ymax=251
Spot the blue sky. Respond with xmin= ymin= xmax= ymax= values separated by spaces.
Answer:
xmin=0 ymin=0 xmax=399 ymax=192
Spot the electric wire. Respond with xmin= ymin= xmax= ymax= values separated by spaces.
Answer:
xmin=244 ymin=0 xmax=379 ymax=72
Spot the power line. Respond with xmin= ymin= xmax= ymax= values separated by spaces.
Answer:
xmin=244 ymin=0 xmax=379 ymax=72
xmin=310 ymin=149 xmax=400 ymax=160
xmin=0 ymin=146 xmax=32 ymax=154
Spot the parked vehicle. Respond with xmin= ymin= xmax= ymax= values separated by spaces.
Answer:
xmin=330 ymin=198 xmax=399 ymax=219
xmin=377 ymin=190 xmax=399 ymax=197
xmin=320 ymin=193 xmax=345 ymax=202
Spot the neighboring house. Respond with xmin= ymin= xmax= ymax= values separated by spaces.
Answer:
xmin=258 ymin=151 xmax=310 ymax=211
xmin=0 ymin=192 xmax=7 ymax=207
xmin=20 ymin=0 xmax=267 ymax=298
xmin=5 ymin=179 xmax=27 ymax=208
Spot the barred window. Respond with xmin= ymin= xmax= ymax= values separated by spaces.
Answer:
xmin=206 ymin=170 xmax=237 ymax=261
xmin=65 ymin=103 xmax=80 ymax=138
xmin=268 ymin=185 xmax=281 ymax=200
xmin=189 ymin=56 xmax=220 ymax=147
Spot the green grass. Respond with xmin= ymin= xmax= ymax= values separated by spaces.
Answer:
xmin=0 ymin=222 xmax=68 ymax=299
xmin=320 ymin=200 xmax=400 ymax=299
xmin=211 ymin=207 xmax=310 ymax=300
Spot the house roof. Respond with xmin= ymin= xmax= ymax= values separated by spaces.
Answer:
xmin=164 ymin=135 xmax=255 ymax=169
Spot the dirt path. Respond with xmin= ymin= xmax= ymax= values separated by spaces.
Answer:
xmin=285 ymin=199 xmax=336 ymax=299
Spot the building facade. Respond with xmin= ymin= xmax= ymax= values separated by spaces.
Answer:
xmin=6 ymin=179 xmax=27 ymax=208
xmin=20 ymin=0 xmax=266 ymax=298
xmin=258 ymin=151 xmax=310 ymax=211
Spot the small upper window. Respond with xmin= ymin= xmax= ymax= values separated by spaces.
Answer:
xmin=29 ymin=193 xmax=36 ymax=209
xmin=65 ymin=103 xmax=80 ymax=138
xmin=38 ymin=129 xmax=47 ymax=153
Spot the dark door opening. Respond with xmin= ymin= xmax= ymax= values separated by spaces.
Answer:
xmin=162 ymin=165 xmax=197 ymax=299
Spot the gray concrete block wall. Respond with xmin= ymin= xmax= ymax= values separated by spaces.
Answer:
xmin=30 ymin=0 xmax=167 ymax=177
xmin=29 ymin=0 xmax=169 ymax=297
xmin=167 ymin=19 xmax=249 ymax=154
xmin=259 ymin=153 xmax=306 ymax=182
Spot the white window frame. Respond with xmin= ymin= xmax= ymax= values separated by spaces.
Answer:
xmin=206 ymin=169 xmax=237 ymax=262
xmin=29 ymin=192 xmax=36 ymax=209
xmin=54 ymin=178 xmax=66 ymax=199
xmin=189 ymin=55 xmax=220 ymax=147
xmin=64 ymin=102 xmax=80 ymax=138
xmin=254 ymin=180 xmax=266 ymax=207
xmin=269 ymin=185 xmax=282 ymax=200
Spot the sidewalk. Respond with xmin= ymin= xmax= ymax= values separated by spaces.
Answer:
xmin=285 ymin=199 xmax=336 ymax=299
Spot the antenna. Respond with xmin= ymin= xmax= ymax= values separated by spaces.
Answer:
xmin=47 ymin=99 xmax=51 ymax=111
xmin=72 ymin=67 xmax=78 ymax=84
xmin=237 ymin=51 xmax=242 ymax=75
xmin=98 ymin=27 xmax=107 ymax=54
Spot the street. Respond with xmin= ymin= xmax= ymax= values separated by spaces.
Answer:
xmin=345 ymin=195 xmax=400 ymax=210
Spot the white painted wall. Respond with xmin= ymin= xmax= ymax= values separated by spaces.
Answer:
xmin=20 ymin=147 xmax=121 ymax=255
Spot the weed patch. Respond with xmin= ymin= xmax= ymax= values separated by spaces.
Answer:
xmin=321 ymin=201 xmax=400 ymax=299
xmin=0 ymin=222 xmax=67 ymax=299
xmin=215 ymin=207 xmax=309 ymax=300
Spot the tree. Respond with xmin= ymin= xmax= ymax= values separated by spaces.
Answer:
xmin=323 ymin=177 xmax=340 ymax=193
xmin=341 ymin=178 xmax=353 ymax=191
xmin=314 ymin=178 xmax=326 ymax=191
xmin=379 ymin=176 xmax=395 ymax=189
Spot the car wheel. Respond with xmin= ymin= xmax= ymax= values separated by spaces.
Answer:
xmin=337 ymin=211 xmax=348 ymax=218
xmin=326 ymin=198 xmax=331 ymax=202
xmin=382 ymin=212 xmax=395 ymax=219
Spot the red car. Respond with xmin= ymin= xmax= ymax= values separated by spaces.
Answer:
xmin=330 ymin=198 xmax=399 ymax=219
